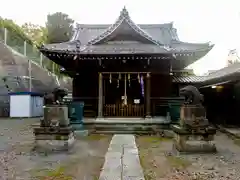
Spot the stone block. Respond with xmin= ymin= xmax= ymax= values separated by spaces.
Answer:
xmin=43 ymin=105 xmax=69 ymax=127
xmin=35 ymin=132 xmax=75 ymax=151
xmin=74 ymin=130 xmax=89 ymax=136
xmin=180 ymin=105 xmax=209 ymax=128
xmin=173 ymin=133 xmax=216 ymax=153
xmin=163 ymin=130 xmax=174 ymax=138
xmin=33 ymin=125 xmax=75 ymax=151
xmin=71 ymin=123 xmax=83 ymax=131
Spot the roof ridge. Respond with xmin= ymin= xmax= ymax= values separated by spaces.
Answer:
xmin=86 ymin=7 xmax=165 ymax=46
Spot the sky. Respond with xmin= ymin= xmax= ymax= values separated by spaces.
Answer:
xmin=1 ymin=0 xmax=240 ymax=75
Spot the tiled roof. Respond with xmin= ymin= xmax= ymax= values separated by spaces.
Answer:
xmin=42 ymin=7 xmax=212 ymax=56
xmin=86 ymin=7 xmax=162 ymax=46
xmin=79 ymin=43 xmax=170 ymax=54
xmin=204 ymin=63 xmax=240 ymax=82
xmin=173 ymin=63 xmax=240 ymax=85
xmin=40 ymin=7 xmax=213 ymax=69
xmin=172 ymin=75 xmax=206 ymax=83
xmin=73 ymin=22 xmax=177 ymax=46
xmin=73 ymin=23 xmax=177 ymax=45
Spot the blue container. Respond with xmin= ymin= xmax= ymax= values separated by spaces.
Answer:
xmin=69 ymin=102 xmax=84 ymax=124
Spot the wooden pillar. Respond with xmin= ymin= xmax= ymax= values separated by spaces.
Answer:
xmin=98 ymin=72 xmax=103 ymax=118
xmin=146 ymin=73 xmax=151 ymax=118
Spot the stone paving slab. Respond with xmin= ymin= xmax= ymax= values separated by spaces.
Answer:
xmin=224 ymin=128 xmax=240 ymax=137
xmin=99 ymin=134 xmax=145 ymax=180
xmin=218 ymin=125 xmax=240 ymax=138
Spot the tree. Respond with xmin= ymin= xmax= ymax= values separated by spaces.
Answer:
xmin=0 ymin=18 xmax=33 ymax=47
xmin=21 ymin=23 xmax=47 ymax=46
xmin=45 ymin=12 xmax=74 ymax=76
xmin=46 ymin=12 xmax=74 ymax=43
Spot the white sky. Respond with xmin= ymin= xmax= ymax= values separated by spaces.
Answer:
xmin=1 ymin=0 xmax=240 ymax=75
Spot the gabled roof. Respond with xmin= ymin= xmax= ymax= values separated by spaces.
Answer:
xmin=72 ymin=22 xmax=177 ymax=45
xmin=86 ymin=7 xmax=161 ymax=45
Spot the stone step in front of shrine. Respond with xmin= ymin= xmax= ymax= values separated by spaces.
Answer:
xmin=83 ymin=118 xmax=173 ymax=136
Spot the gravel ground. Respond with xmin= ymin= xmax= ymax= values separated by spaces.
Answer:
xmin=0 ymin=118 xmax=112 ymax=180
xmin=136 ymin=132 xmax=240 ymax=180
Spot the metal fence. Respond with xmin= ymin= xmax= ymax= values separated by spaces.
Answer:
xmin=0 ymin=27 xmax=72 ymax=88
xmin=0 ymin=27 xmax=61 ymax=74
xmin=0 ymin=27 xmax=72 ymax=117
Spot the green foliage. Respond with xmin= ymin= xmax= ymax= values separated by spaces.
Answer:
xmin=0 ymin=18 xmax=33 ymax=47
xmin=0 ymin=14 xmax=70 ymax=77
xmin=46 ymin=12 xmax=74 ymax=43
xmin=44 ymin=12 xmax=74 ymax=76
xmin=21 ymin=22 xmax=47 ymax=46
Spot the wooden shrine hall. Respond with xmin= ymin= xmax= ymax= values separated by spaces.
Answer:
xmin=40 ymin=7 xmax=213 ymax=119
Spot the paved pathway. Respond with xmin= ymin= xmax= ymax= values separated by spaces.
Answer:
xmin=99 ymin=134 xmax=145 ymax=180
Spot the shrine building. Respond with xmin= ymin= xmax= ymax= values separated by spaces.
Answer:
xmin=39 ymin=7 xmax=213 ymax=119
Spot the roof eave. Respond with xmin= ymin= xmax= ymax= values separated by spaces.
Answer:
xmin=179 ymin=45 xmax=214 ymax=68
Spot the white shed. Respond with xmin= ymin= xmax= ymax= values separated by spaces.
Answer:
xmin=9 ymin=92 xmax=44 ymax=118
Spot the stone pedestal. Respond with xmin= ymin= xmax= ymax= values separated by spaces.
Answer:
xmin=35 ymin=105 xmax=75 ymax=151
xmin=33 ymin=126 xmax=74 ymax=151
xmin=180 ymin=105 xmax=209 ymax=129
xmin=42 ymin=105 xmax=69 ymax=127
xmin=172 ymin=104 xmax=217 ymax=153
xmin=172 ymin=125 xmax=216 ymax=153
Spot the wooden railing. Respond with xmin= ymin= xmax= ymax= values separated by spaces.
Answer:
xmin=104 ymin=104 xmax=145 ymax=117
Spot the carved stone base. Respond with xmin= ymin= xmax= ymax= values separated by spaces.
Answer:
xmin=42 ymin=105 xmax=69 ymax=127
xmin=34 ymin=126 xmax=74 ymax=151
xmin=180 ymin=105 xmax=209 ymax=128
xmin=172 ymin=125 xmax=217 ymax=153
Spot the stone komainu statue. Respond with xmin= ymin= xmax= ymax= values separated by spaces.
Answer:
xmin=44 ymin=87 xmax=68 ymax=105
xmin=179 ymin=85 xmax=204 ymax=105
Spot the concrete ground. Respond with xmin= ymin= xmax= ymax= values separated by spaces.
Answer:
xmin=136 ymin=132 xmax=240 ymax=180
xmin=2 ymin=118 xmax=240 ymax=180
xmin=0 ymin=118 xmax=111 ymax=180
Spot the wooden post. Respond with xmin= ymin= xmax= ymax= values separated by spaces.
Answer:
xmin=146 ymin=73 xmax=151 ymax=118
xmin=98 ymin=72 xmax=103 ymax=118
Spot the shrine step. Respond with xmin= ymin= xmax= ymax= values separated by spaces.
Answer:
xmin=92 ymin=130 xmax=174 ymax=137
xmin=83 ymin=119 xmax=171 ymax=135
